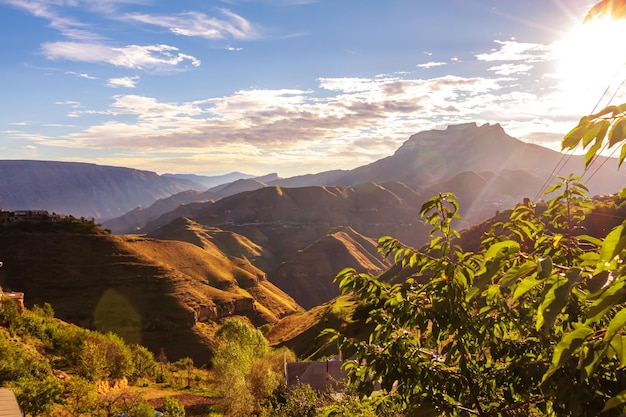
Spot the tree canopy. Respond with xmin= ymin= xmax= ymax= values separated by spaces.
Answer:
xmin=326 ymin=99 xmax=626 ymax=416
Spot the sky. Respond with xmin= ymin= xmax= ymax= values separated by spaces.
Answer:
xmin=2 ymin=0 xmax=626 ymax=178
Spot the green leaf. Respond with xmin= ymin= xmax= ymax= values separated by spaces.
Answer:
xmin=586 ymin=271 xmax=610 ymax=294
xmin=586 ymin=279 xmax=626 ymax=324
xmin=582 ymin=119 xmax=610 ymax=147
xmin=562 ymin=121 xmax=591 ymax=150
xmin=620 ymin=143 xmax=626 ymax=168
xmin=598 ymin=223 xmax=626 ymax=265
xmin=609 ymin=336 xmax=626 ymax=368
xmin=499 ymin=260 xmax=536 ymax=290
xmin=543 ymin=326 xmax=593 ymax=383
xmin=512 ymin=274 xmax=543 ymax=304
xmin=580 ymin=344 xmax=603 ymax=379
xmin=608 ymin=118 xmax=626 ymax=148
xmin=584 ymin=140 xmax=603 ymax=168
xmin=483 ymin=240 xmax=520 ymax=262
xmin=537 ymin=256 xmax=553 ymax=280
xmin=577 ymin=234 xmax=603 ymax=248
xmin=545 ymin=183 xmax=563 ymax=194
xmin=604 ymin=308 xmax=626 ymax=343
xmin=602 ymin=389 xmax=626 ymax=412
xmin=536 ymin=268 xmax=581 ymax=333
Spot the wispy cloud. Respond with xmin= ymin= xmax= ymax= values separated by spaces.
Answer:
xmin=2 ymin=0 xmax=100 ymax=40
xmin=55 ymin=100 xmax=82 ymax=108
xmin=123 ymin=9 xmax=261 ymax=40
xmin=66 ymin=71 xmax=98 ymax=80
xmin=42 ymin=42 xmax=201 ymax=70
xmin=107 ymin=76 xmax=140 ymax=88
xmin=487 ymin=63 xmax=533 ymax=76
xmin=476 ymin=40 xmax=553 ymax=62
xmin=417 ymin=61 xmax=447 ymax=69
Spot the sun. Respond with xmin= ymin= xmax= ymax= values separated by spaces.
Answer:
xmin=553 ymin=16 xmax=626 ymax=110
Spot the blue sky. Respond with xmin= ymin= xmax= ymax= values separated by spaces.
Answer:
xmin=1 ymin=0 xmax=625 ymax=177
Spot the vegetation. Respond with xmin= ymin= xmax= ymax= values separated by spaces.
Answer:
xmin=323 ymin=100 xmax=626 ymax=415
xmin=212 ymin=318 xmax=295 ymax=416
xmin=0 ymin=299 xmax=202 ymax=416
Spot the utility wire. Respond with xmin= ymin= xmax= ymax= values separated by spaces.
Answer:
xmin=531 ymin=67 xmax=625 ymax=202
xmin=582 ymin=76 xmax=626 ymax=184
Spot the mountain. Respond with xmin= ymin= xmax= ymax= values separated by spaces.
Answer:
xmin=0 ymin=219 xmax=300 ymax=363
xmin=163 ymin=171 xmax=256 ymax=189
xmin=271 ymin=122 xmax=626 ymax=194
xmin=267 ymin=227 xmax=389 ymax=309
xmin=104 ymin=123 xmax=626 ymax=234
xmin=0 ymin=160 xmax=198 ymax=220
xmin=103 ymin=174 xmax=281 ymax=234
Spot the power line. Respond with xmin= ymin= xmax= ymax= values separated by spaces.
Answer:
xmin=532 ymin=67 xmax=626 ymax=202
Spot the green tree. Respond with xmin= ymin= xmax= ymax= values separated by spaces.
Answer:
xmin=63 ymin=376 xmax=101 ymax=417
xmin=212 ymin=318 xmax=289 ymax=417
xmin=325 ymin=165 xmax=626 ymax=416
xmin=130 ymin=344 xmax=158 ymax=384
xmin=11 ymin=375 xmax=63 ymax=417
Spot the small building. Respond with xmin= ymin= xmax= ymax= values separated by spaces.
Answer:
xmin=0 ymin=286 xmax=25 ymax=313
xmin=0 ymin=388 xmax=23 ymax=417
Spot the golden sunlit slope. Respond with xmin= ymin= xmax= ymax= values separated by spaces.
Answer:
xmin=181 ymin=183 xmax=428 ymax=263
xmin=265 ymin=295 xmax=371 ymax=359
xmin=0 ymin=221 xmax=299 ymax=364
xmin=146 ymin=216 xmax=277 ymax=271
xmin=268 ymin=227 xmax=389 ymax=309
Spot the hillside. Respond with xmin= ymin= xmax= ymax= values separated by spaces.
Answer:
xmin=0 ymin=219 xmax=300 ymax=363
xmin=268 ymin=228 xmax=388 ymax=309
xmin=0 ymin=160 xmax=197 ymax=220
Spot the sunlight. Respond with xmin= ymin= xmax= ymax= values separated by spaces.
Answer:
xmin=553 ymin=16 xmax=626 ymax=111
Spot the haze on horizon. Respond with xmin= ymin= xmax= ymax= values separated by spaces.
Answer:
xmin=1 ymin=0 xmax=626 ymax=178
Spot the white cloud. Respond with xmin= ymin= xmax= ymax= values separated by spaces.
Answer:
xmin=2 ymin=0 xmax=100 ymax=40
xmin=51 ymin=75 xmax=509 ymax=155
xmin=487 ymin=63 xmax=533 ymax=76
xmin=123 ymin=9 xmax=261 ymax=40
xmin=55 ymin=100 xmax=82 ymax=108
xmin=66 ymin=71 xmax=98 ymax=80
xmin=107 ymin=76 xmax=140 ymax=88
xmin=42 ymin=42 xmax=201 ymax=70
xmin=476 ymin=40 xmax=553 ymax=63
xmin=417 ymin=61 xmax=447 ymax=69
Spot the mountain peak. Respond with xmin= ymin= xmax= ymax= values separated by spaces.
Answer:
xmin=396 ymin=122 xmax=507 ymax=154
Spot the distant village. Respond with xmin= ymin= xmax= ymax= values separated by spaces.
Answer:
xmin=0 ymin=209 xmax=65 ymax=226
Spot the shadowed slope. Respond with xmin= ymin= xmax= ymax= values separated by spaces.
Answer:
xmin=268 ymin=227 xmax=389 ymax=309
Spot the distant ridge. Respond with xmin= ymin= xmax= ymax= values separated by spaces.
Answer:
xmin=6 ymin=123 xmax=626 ymax=227
xmin=163 ymin=171 xmax=257 ymax=189
xmin=0 ymin=160 xmax=196 ymax=220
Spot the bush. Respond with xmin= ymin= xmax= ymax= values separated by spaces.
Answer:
xmin=162 ymin=396 xmax=186 ymax=417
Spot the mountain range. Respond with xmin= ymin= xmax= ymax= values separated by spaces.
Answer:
xmin=2 ymin=122 xmax=626 ymax=362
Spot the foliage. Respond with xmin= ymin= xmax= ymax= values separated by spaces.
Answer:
xmin=212 ymin=318 xmax=294 ymax=416
xmin=325 ymin=112 xmax=626 ymax=416
xmin=562 ymin=102 xmax=626 ymax=168
xmin=162 ymin=396 xmax=186 ymax=417
xmin=63 ymin=376 xmax=101 ymax=417
xmin=11 ymin=375 xmax=63 ymax=417
xmin=0 ymin=301 xmax=169 ymax=416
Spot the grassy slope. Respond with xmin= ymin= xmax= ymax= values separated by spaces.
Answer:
xmin=0 ymin=221 xmax=300 ymax=364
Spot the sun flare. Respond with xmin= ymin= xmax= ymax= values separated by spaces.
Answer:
xmin=554 ymin=16 xmax=626 ymax=110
